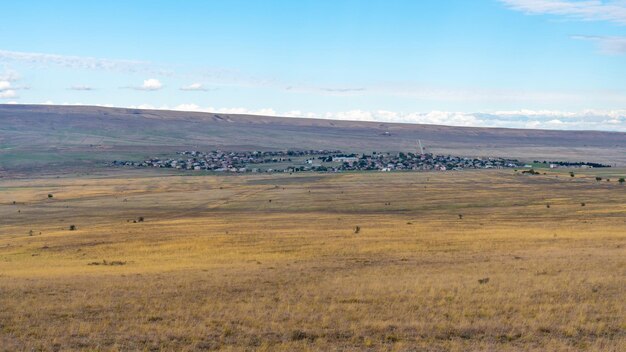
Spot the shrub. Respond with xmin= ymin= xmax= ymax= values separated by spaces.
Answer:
xmin=48 ymin=194 xmax=53 ymax=198
xmin=88 ymin=260 xmax=126 ymax=266
xmin=354 ymin=226 xmax=360 ymax=234
xmin=69 ymin=225 xmax=77 ymax=231
xmin=619 ymin=178 xmax=625 ymax=184
xmin=290 ymin=330 xmax=316 ymax=341
xmin=522 ymin=169 xmax=540 ymax=175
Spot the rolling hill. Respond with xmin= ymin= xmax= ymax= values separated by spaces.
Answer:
xmin=1 ymin=104 xmax=625 ymax=175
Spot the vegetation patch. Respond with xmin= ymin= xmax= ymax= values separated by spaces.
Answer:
xmin=87 ymin=260 xmax=127 ymax=266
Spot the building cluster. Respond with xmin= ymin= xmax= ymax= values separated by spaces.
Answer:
xmin=112 ymin=150 xmax=520 ymax=173
xmin=323 ymin=152 xmax=519 ymax=172
xmin=111 ymin=150 xmax=340 ymax=172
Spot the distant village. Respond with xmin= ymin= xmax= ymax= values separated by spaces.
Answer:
xmin=111 ymin=150 xmax=523 ymax=173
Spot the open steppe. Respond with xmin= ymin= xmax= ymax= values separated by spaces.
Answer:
xmin=1 ymin=168 xmax=624 ymax=351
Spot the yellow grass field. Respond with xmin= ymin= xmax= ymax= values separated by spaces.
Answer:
xmin=1 ymin=169 xmax=625 ymax=351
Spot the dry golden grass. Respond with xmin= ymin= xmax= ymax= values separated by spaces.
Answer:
xmin=0 ymin=169 xmax=625 ymax=351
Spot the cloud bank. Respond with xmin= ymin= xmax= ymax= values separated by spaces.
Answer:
xmin=500 ymin=0 xmax=626 ymax=25
xmin=501 ymin=1 xmax=626 ymax=55
xmin=119 ymin=103 xmax=626 ymax=132
xmin=0 ymin=49 xmax=153 ymax=73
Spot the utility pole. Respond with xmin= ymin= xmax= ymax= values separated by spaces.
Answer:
xmin=418 ymin=139 xmax=425 ymax=155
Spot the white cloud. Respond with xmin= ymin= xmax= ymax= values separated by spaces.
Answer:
xmin=0 ymin=79 xmax=17 ymax=99
xmin=141 ymin=78 xmax=163 ymax=90
xmin=0 ymin=89 xmax=17 ymax=99
xmin=494 ymin=109 xmax=578 ymax=117
xmin=131 ymin=103 xmax=278 ymax=116
xmin=288 ymin=83 xmax=626 ymax=105
xmin=125 ymin=79 xmax=163 ymax=91
xmin=572 ymin=35 xmax=626 ymax=54
xmin=0 ymin=49 xmax=156 ymax=73
xmin=316 ymin=110 xmax=484 ymax=127
xmin=547 ymin=118 xmax=565 ymax=124
xmin=500 ymin=0 xmax=626 ymax=25
xmin=136 ymin=104 xmax=155 ymax=109
xmin=208 ymin=106 xmax=278 ymax=116
xmin=0 ymin=69 xmax=19 ymax=82
xmin=180 ymin=83 xmax=208 ymax=91
xmin=282 ymin=110 xmax=317 ymax=119
xmin=68 ymin=85 xmax=95 ymax=91
xmin=0 ymin=49 xmax=273 ymax=88
xmin=319 ymin=87 xmax=367 ymax=94
xmin=128 ymin=103 xmax=170 ymax=110
xmin=174 ymin=103 xmax=201 ymax=111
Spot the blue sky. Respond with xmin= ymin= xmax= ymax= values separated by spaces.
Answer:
xmin=1 ymin=0 xmax=626 ymax=130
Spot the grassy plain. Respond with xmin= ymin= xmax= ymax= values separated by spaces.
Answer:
xmin=0 ymin=169 xmax=625 ymax=351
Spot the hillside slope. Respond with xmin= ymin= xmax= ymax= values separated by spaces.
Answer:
xmin=1 ymin=104 xmax=625 ymax=174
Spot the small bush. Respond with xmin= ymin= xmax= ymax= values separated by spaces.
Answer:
xmin=290 ymin=330 xmax=316 ymax=341
xmin=69 ymin=225 xmax=77 ymax=231
xmin=88 ymin=260 xmax=126 ymax=266
xmin=354 ymin=226 xmax=360 ymax=234
xmin=522 ymin=169 xmax=540 ymax=175
xmin=386 ymin=334 xmax=399 ymax=343
xmin=48 ymin=194 xmax=53 ymax=198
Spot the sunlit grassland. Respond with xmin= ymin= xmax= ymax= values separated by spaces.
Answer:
xmin=0 ymin=169 xmax=624 ymax=351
